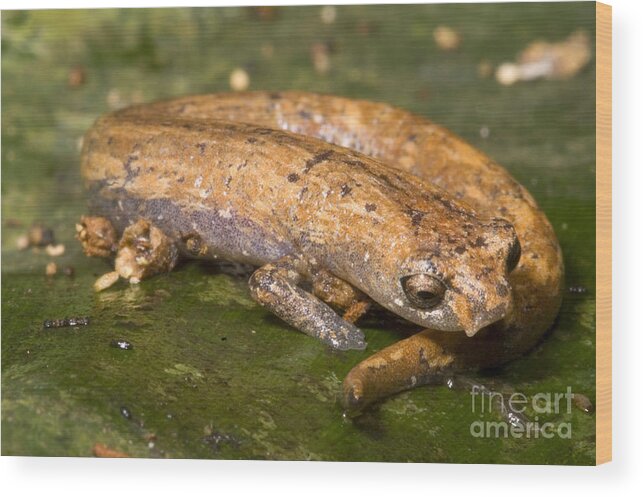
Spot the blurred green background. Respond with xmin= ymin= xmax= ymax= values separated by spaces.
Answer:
xmin=2 ymin=3 xmax=596 ymax=463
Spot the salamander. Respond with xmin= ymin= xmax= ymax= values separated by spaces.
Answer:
xmin=78 ymin=91 xmax=563 ymax=412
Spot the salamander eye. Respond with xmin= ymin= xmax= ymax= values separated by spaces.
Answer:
xmin=401 ymin=274 xmax=446 ymax=309
xmin=506 ymin=237 xmax=521 ymax=273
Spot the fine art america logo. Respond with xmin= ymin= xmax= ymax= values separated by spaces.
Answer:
xmin=470 ymin=385 xmax=574 ymax=439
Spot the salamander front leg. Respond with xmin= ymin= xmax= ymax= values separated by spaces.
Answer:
xmin=249 ymin=256 xmax=367 ymax=351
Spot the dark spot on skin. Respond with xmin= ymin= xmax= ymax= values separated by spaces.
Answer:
xmin=196 ymin=142 xmax=206 ymax=154
xmin=340 ymin=184 xmax=352 ymax=197
xmin=298 ymin=110 xmax=313 ymax=120
xmin=122 ymin=155 xmax=142 ymax=183
xmin=177 ymin=176 xmax=185 ymax=183
xmin=342 ymin=159 xmax=367 ymax=168
xmin=408 ymin=134 xmax=417 ymax=142
xmin=365 ymin=203 xmax=377 ymax=212
xmin=224 ymin=176 xmax=232 ymax=187
xmin=531 ymin=253 xmax=539 ymax=259
xmin=472 ymin=236 xmax=487 ymax=248
xmin=496 ymin=283 xmax=509 ymax=297
xmin=287 ymin=173 xmax=300 ymax=183
xmin=455 ymin=245 xmax=466 ymax=255
xmin=246 ymin=137 xmax=258 ymax=144
xmin=255 ymin=128 xmax=276 ymax=136
xmin=304 ymin=150 xmax=334 ymax=173
xmin=406 ymin=208 xmax=425 ymax=226
xmin=107 ymin=136 xmax=114 ymax=145
xmin=298 ymin=186 xmax=308 ymax=201
xmin=269 ymin=92 xmax=282 ymax=100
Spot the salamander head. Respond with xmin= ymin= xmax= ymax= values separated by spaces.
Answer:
xmin=383 ymin=218 xmax=521 ymax=336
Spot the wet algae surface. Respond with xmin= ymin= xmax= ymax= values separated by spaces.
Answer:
xmin=2 ymin=3 xmax=596 ymax=463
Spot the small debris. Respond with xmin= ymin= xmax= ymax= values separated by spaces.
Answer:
xmin=45 ymin=243 xmax=65 ymax=257
xmin=120 ymin=406 xmax=132 ymax=420
xmin=106 ymin=88 xmax=126 ymax=110
xmin=479 ymin=126 xmax=490 ymax=139
xmin=43 ymin=316 xmax=90 ymax=329
xmin=573 ymin=393 xmax=594 ymax=413
xmin=16 ymin=235 xmax=30 ymax=250
xmin=250 ymin=6 xmax=279 ymax=21
xmin=311 ymin=42 xmax=331 ymax=74
xmin=68 ymin=65 xmax=86 ymax=88
xmin=4 ymin=218 xmax=23 ymax=228
xmin=63 ymin=266 xmax=75 ymax=278
xmin=477 ymin=59 xmax=493 ymax=79
xmin=229 ymin=68 xmax=250 ymax=92
xmin=202 ymin=431 xmax=240 ymax=452
xmin=433 ymin=26 xmax=461 ymax=51
xmin=110 ymin=339 xmax=133 ymax=350
xmin=94 ymin=271 xmax=120 ymax=292
xmin=260 ymin=42 xmax=274 ymax=59
xmin=92 ymin=443 xmax=129 ymax=458
xmin=568 ymin=285 xmax=587 ymax=294
xmin=28 ymin=224 xmax=55 ymax=247
xmin=496 ymin=30 xmax=591 ymax=86
xmin=45 ymin=262 xmax=58 ymax=276
xmin=320 ymin=5 xmax=336 ymax=25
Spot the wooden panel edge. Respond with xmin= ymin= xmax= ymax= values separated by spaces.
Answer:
xmin=595 ymin=0 xmax=612 ymax=466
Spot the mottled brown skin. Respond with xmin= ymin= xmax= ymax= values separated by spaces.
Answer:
xmin=79 ymin=92 xmax=563 ymax=411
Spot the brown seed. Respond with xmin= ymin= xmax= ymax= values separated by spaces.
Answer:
xmin=94 ymin=271 xmax=120 ymax=292
xmin=573 ymin=393 xmax=594 ymax=413
xmin=320 ymin=5 xmax=336 ymax=25
xmin=45 ymin=262 xmax=58 ymax=276
xmin=311 ymin=42 xmax=331 ymax=74
xmin=92 ymin=443 xmax=129 ymax=458
xmin=16 ymin=235 xmax=29 ymax=250
xmin=433 ymin=26 xmax=461 ymax=51
xmin=478 ymin=60 xmax=493 ymax=79
xmin=229 ymin=68 xmax=250 ymax=92
xmin=68 ymin=65 xmax=86 ymax=88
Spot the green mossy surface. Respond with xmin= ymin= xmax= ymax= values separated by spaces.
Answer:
xmin=2 ymin=3 xmax=596 ymax=463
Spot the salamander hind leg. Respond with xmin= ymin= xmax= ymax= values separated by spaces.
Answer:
xmin=249 ymin=255 xmax=367 ymax=351
xmin=342 ymin=330 xmax=456 ymax=415
xmin=311 ymin=269 xmax=372 ymax=324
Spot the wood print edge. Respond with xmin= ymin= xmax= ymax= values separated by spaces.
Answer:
xmin=595 ymin=0 xmax=612 ymax=466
